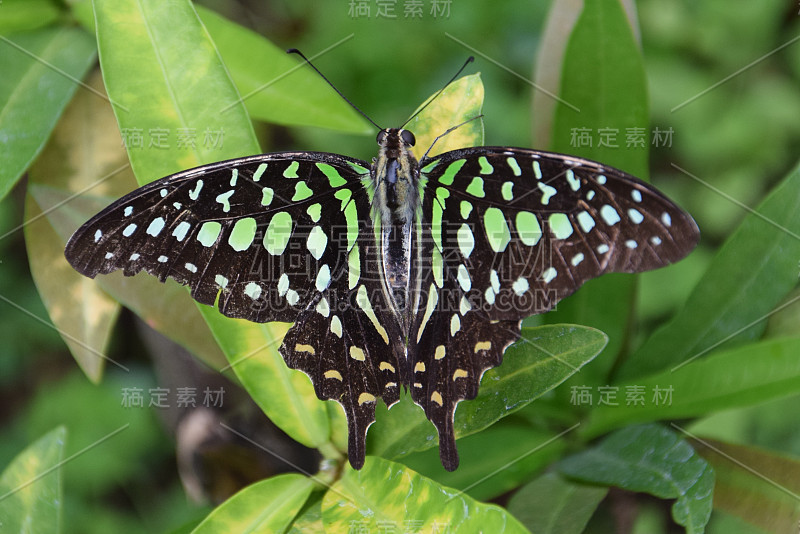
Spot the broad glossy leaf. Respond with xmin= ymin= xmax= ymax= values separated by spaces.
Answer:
xmin=28 ymin=70 xmax=226 ymax=377
xmin=0 ymin=26 xmax=96 ymax=200
xmin=692 ymin=438 xmax=800 ymax=534
xmin=26 ymin=193 xmax=119 ymax=382
xmin=191 ymin=474 xmax=313 ymax=534
xmin=543 ymin=0 xmax=649 ymax=376
xmin=322 ymin=457 xmax=529 ymax=533
xmin=400 ymin=423 xmax=566 ymax=501
xmin=586 ymin=337 xmax=800 ymax=437
xmin=0 ymin=427 xmax=66 ymax=534
xmin=560 ymin=423 xmax=714 ymax=534
xmin=369 ymin=325 xmax=606 ymax=459
xmin=0 ymin=0 xmax=61 ymax=34
xmin=533 ymin=0 xmax=641 ymax=148
xmin=620 ymin=162 xmax=800 ymax=379
xmin=92 ymin=0 xmax=330 ymax=449
xmin=286 ymin=495 xmax=324 ymax=534
xmin=196 ymin=6 xmax=369 ymax=134
xmin=506 ymin=472 xmax=607 ymax=534
xmin=406 ymin=73 xmax=484 ymax=159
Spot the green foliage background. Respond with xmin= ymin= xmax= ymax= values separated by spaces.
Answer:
xmin=1 ymin=0 xmax=800 ymax=533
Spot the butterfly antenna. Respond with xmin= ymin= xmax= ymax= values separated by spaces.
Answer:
xmin=401 ymin=56 xmax=474 ymax=128
xmin=287 ymin=48 xmax=382 ymax=131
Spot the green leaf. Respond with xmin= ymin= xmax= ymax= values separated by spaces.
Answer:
xmin=191 ymin=474 xmax=313 ymax=534
xmin=585 ymin=336 xmax=800 ymax=438
xmin=286 ymin=495 xmax=324 ymax=534
xmin=400 ymin=423 xmax=566 ymax=501
xmin=195 ymin=6 xmax=370 ymax=135
xmin=27 ymin=70 xmax=225 ymax=377
xmin=0 ymin=26 xmax=96 ymax=200
xmin=620 ymin=161 xmax=800 ymax=379
xmin=369 ymin=325 xmax=606 ymax=459
xmin=406 ymin=73 xmax=484 ymax=159
xmin=92 ymin=0 xmax=330 ymax=449
xmin=560 ymin=423 xmax=714 ymax=534
xmin=322 ymin=457 xmax=529 ymax=533
xmin=691 ymin=438 xmax=800 ymax=534
xmin=26 ymin=193 xmax=119 ymax=383
xmin=0 ymin=427 xmax=66 ymax=534
xmin=506 ymin=472 xmax=608 ymax=534
xmin=543 ymin=0 xmax=649 ymax=379
xmin=0 ymin=0 xmax=62 ymax=34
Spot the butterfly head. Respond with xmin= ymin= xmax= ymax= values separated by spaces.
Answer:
xmin=373 ymin=128 xmax=420 ymax=225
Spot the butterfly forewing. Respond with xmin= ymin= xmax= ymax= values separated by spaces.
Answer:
xmin=66 ymin=152 xmax=371 ymax=324
xmin=420 ymin=147 xmax=699 ymax=320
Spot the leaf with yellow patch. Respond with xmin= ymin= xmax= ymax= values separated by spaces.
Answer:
xmin=322 ymin=457 xmax=528 ymax=533
xmin=0 ymin=427 xmax=66 ymax=533
xmin=406 ymin=73 xmax=484 ymax=160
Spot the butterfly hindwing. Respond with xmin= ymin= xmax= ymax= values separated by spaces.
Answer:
xmin=280 ymin=217 xmax=405 ymax=469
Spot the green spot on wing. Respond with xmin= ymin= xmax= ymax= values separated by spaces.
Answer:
xmin=347 ymin=161 xmax=369 ymax=175
xmin=501 ymin=181 xmax=514 ymax=201
xmin=516 ymin=211 xmax=542 ymax=246
xmin=548 ymin=213 xmax=573 ymax=240
xmin=197 ymin=221 xmax=222 ymax=247
xmin=261 ymin=187 xmax=274 ymax=206
xmin=460 ymin=200 xmax=473 ymax=219
xmin=316 ymin=162 xmax=347 ymax=187
xmin=432 ymin=199 xmax=444 ymax=252
xmin=466 ymin=176 xmax=485 ymax=198
xmin=483 ymin=207 xmax=511 ymax=252
xmin=431 ymin=247 xmax=444 ymax=287
xmin=478 ymin=156 xmax=493 ymax=174
xmin=292 ymin=181 xmax=313 ymax=201
xmin=228 ymin=217 xmax=257 ymax=251
xmin=421 ymin=160 xmax=440 ymax=174
xmin=344 ymin=199 xmax=358 ymax=250
xmin=252 ymin=162 xmax=267 ymax=181
xmin=436 ymin=159 xmax=465 ymax=186
xmin=264 ymin=212 xmax=293 ymax=255
xmin=307 ymin=203 xmax=322 ymax=222
xmin=283 ymin=160 xmax=299 ymax=178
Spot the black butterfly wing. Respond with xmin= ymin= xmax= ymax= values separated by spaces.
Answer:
xmin=280 ymin=211 xmax=406 ymax=469
xmin=65 ymin=152 xmax=407 ymax=470
xmin=66 ymin=152 xmax=372 ymax=323
xmin=410 ymin=147 xmax=699 ymax=470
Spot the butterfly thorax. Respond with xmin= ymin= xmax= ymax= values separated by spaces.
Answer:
xmin=371 ymin=128 xmax=420 ymax=333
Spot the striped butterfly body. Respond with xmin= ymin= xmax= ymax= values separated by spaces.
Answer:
xmin=65 ymin=127 xmax=699 ymax=471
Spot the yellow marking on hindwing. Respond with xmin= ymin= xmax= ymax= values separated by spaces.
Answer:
xmin=474 ymin=341 xmax=492 ymax=352
xmin=380 ymin=362 xmax=396 ymax=373
xmin=414 ymin=362 xmax=426 ymax=373
xmin=431 ymin=391 xmax=443 ymax=406
xmin=349 ymin=346 xmax=366 ymax=361
xmin=453 ymin=369 xmax=468 ymax=380
xmin=295 ymin=344 xmax=315 ymax=355
xmin=358 ymin=392 xmax=376 ymax=405
xmin=356 ymin=285 xmax=389 ymax=344
xmin=324 ymin=370 xmax=343 ymax=381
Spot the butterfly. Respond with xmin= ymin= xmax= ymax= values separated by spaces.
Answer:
xmin=64 ymin=120 xmax=699 ymax=471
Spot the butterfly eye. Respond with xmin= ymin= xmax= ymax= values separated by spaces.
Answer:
xmin=401 ymin=130 xmax=416 ymax=146
xmin=376 ymin=130 xmax=388 ymax=145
